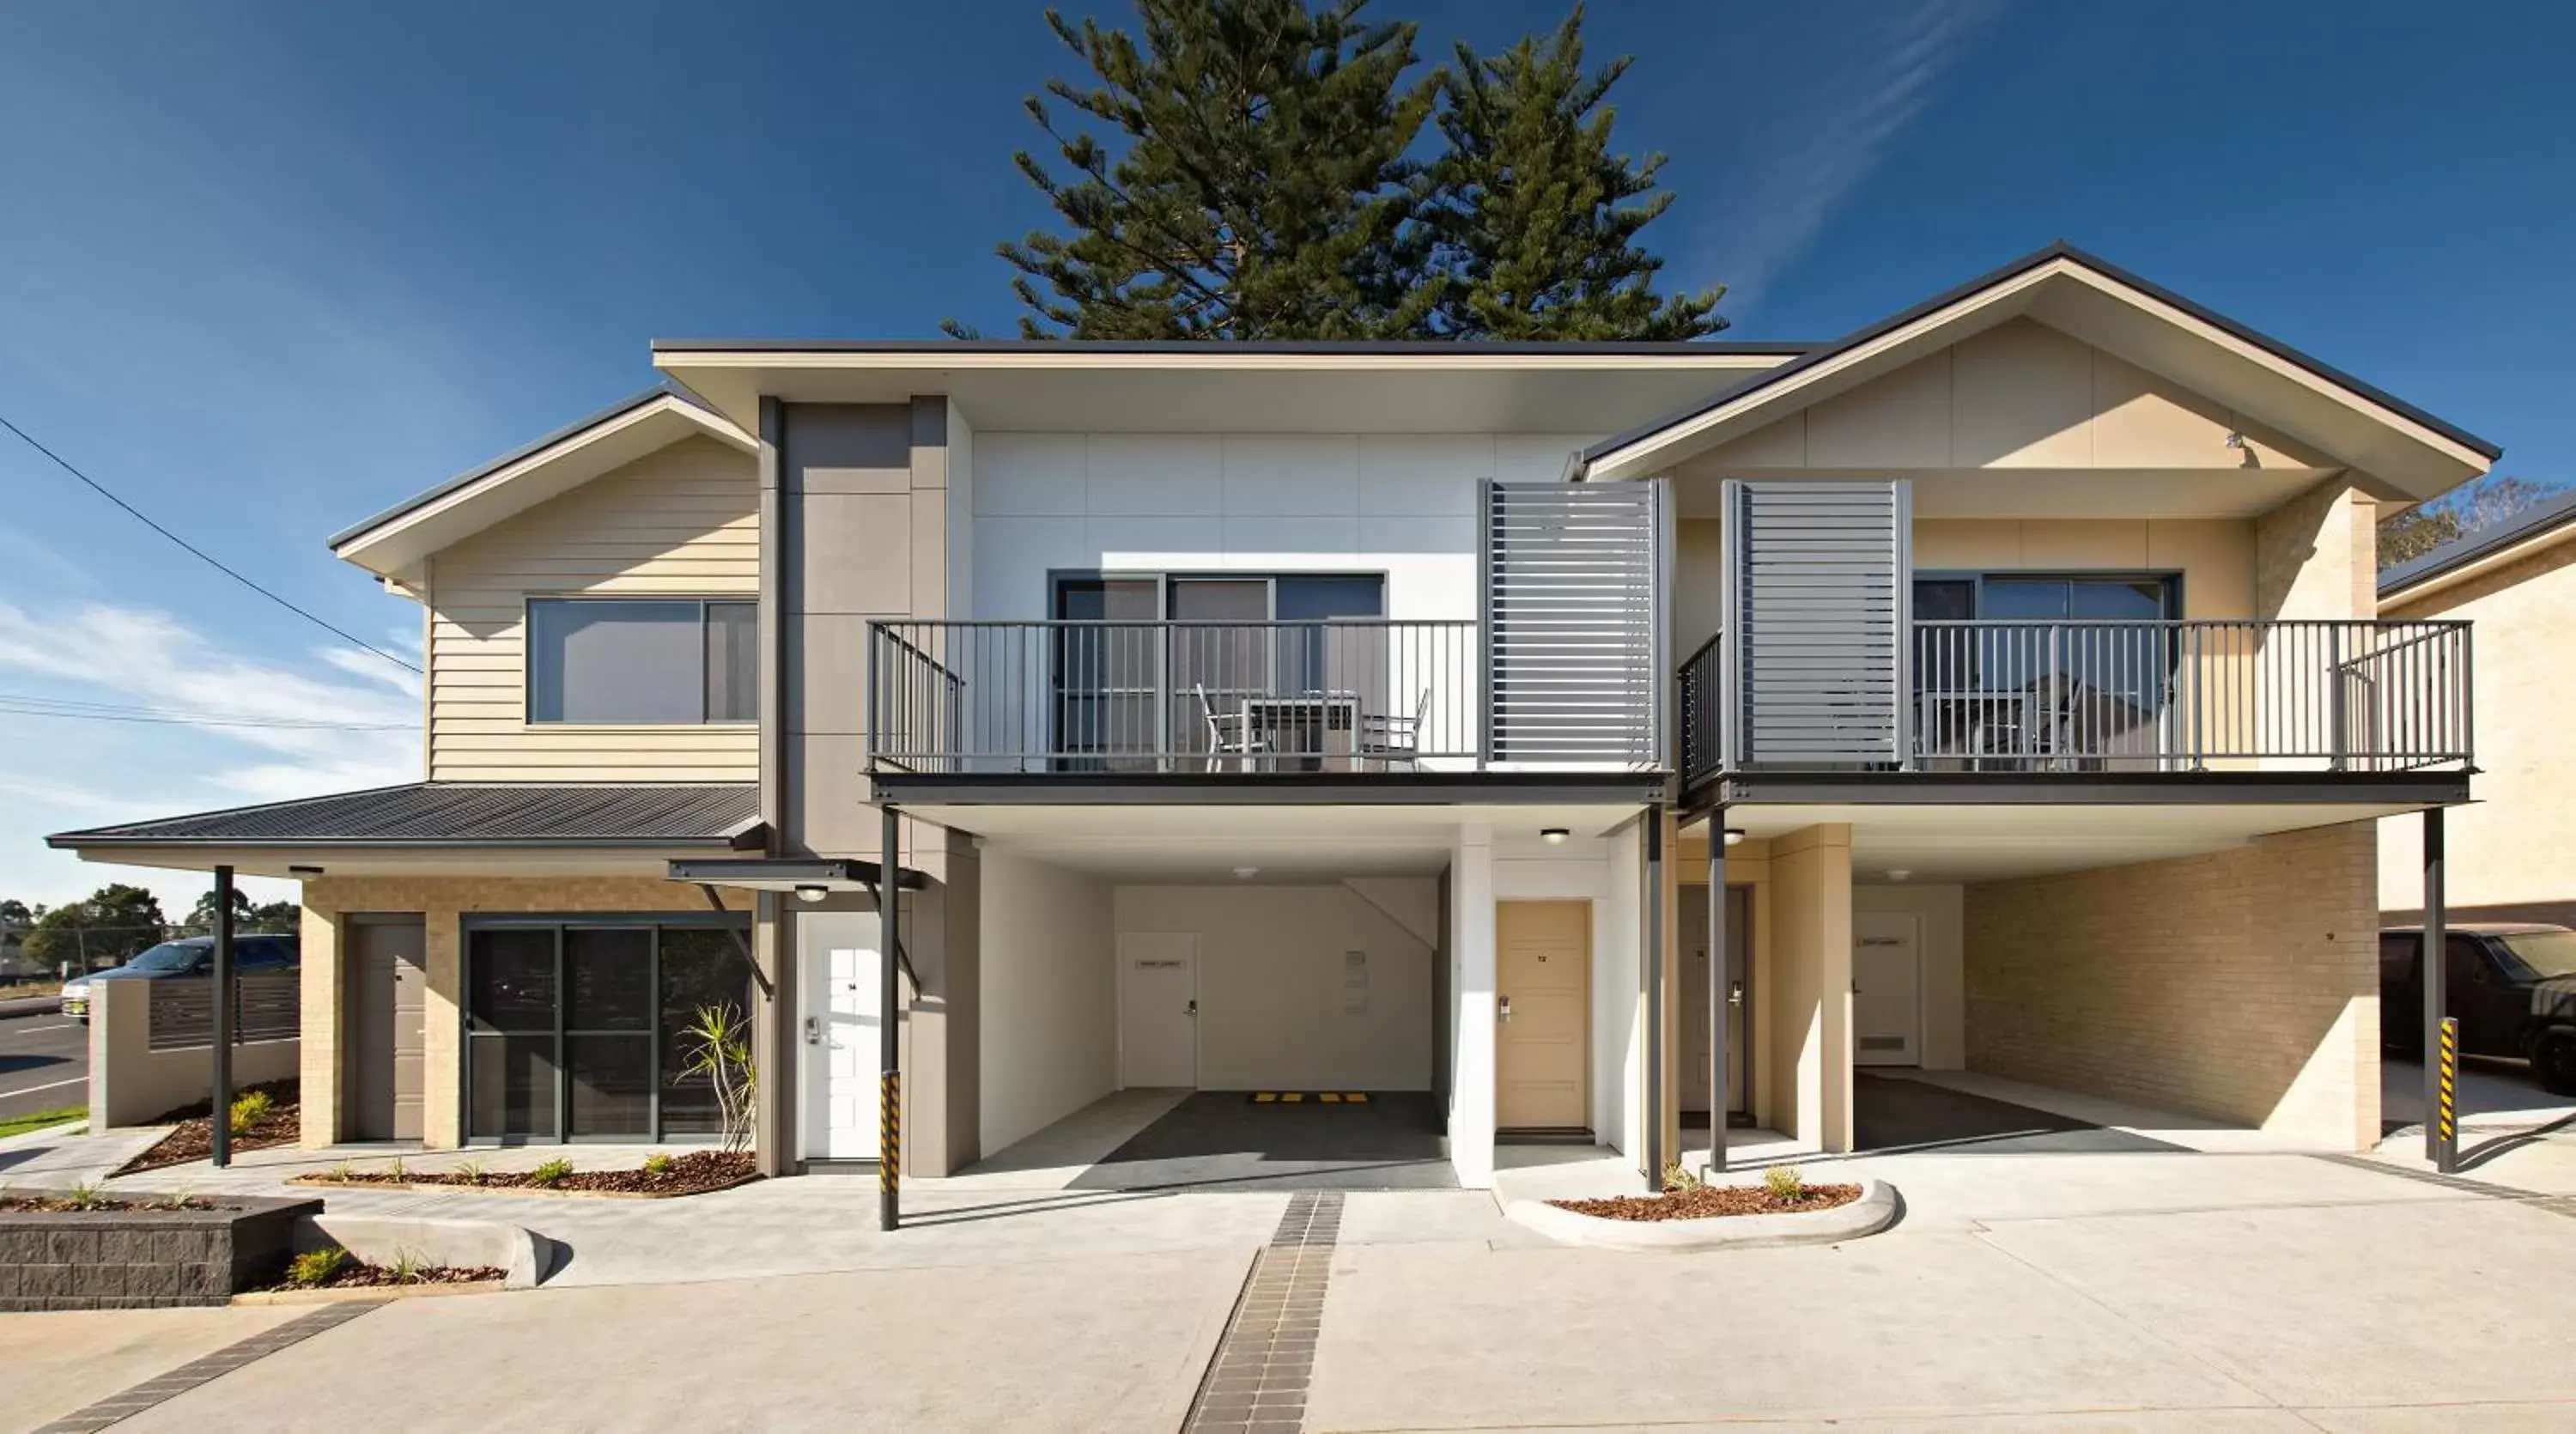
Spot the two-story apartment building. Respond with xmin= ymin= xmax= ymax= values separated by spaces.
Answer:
xmin=53 ymin=245 xmax=2495 ymax=1191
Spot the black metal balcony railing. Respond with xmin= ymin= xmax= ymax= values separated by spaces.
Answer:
xmin=1680 ymin=618 xmax=2473 ymax=784
xmin=869 ymin=619 xmax=1483 ymax=775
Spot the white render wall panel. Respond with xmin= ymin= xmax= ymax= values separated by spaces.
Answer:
xmin=1223 ymin=434 xmax=1361 ymax=515
xmin=1089 ymin=434 xmax=1222 ymax=515
xmin=967 ymin=430 xmax=1601 ymax=622
xmin=972 ymin=433 xmax=1087 ymax=516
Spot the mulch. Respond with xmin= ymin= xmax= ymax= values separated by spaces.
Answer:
xmin=0 ymin=1194 xmax=224 ymax=1214
xmin=114 ymin=1080 xmax=302 ymax=1176
xmin=1548 ymin=1180 xmax=1863 ymax=1223
xmin=282 ymin=1260 xmax=507 ymax=1291
xmin=302 ymin=1149 xmax=756 ymax=1199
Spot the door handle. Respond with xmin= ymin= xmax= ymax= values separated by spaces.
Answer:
xmin=1186 ymin=999 xmax=1199 ymax=1017
xmin=1498 ymin=994 xmax=1514 ymax=1024
xmin=1728 ymin=981 xmax=1745 ymax=1007
xmin=804 ymin=1015 xmax=823 ymax=1046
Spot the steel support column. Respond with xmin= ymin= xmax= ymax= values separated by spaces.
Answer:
xmin=2422 ymin=806 xmax=2449 ymax=1169
xmin=880 ymin=803 xmax=903 ymax=1232
xmin=1643 ymin=805 xmax=1665 ymax=1191
xmin=210 ymin=864 xmax=234 ymax=1169
xmin=1706 ymin=834 xmax=1728 ymax=1176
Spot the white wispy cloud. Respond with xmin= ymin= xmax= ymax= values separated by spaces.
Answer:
xmin=0 ymin=598 xmax=422 ymax=907
xmin=1689 ymin=0 xmax=2013 ymax=315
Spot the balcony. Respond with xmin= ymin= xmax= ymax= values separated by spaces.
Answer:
xmin=866 ymin=618 xmax=1664 ymax=791
xmin=1679 ymin=618 xmax=2474 ymax=795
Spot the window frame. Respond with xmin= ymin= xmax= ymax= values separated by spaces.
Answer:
xmin=521 ymin=596 xmax=760 ymax=727
xmin=1910 ymin=570 xmax=2186 ymax=623
xmin=459 ymin=912 xmax=754 ymax=1146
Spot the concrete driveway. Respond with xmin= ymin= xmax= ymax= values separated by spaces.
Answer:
xmin=11 ymin=1108 xmax=2576 ymax=1431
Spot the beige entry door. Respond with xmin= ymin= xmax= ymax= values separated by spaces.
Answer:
xmin=1853 ymin=911 xmax=1921 ymax=1066
xmin=1497 ymin=901 xmax=1590 ymax=1131
xmin=349 ymin=917 xmax=427 ymax=1140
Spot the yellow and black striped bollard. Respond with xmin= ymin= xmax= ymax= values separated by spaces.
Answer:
xmin=2435 ymin=1018 xmax=2458 ymax=1174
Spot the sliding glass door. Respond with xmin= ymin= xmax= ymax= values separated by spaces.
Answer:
xmin=465 ymin=917 xmax=752 ymax=1143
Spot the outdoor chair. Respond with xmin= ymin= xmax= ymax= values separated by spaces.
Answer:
xmin=1194 ymin=683 xmax=1267 ymax=772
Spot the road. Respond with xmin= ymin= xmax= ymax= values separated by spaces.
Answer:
xmin=0 ymin=1008 xmax=87 ymax=1125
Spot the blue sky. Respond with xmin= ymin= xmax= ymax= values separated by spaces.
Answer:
xmin=1 ymin=0 xmax=2566 ymax=908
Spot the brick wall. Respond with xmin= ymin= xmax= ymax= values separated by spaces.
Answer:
xmin=300 ymin=875 xmax=751 ymax=1149
xmin=1963 ymin=821 xmax=2380 ymax=1148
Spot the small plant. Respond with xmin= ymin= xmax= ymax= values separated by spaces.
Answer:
xmin=458 ymin=1158 xmax=488 ymax=1184
xmin=386 ymin=1155 xmax=406 ymax=1181
xmin=680 ymin=1002 xmax=757 ymax=1153
xmin=387 ymin=1249 xmax=426 ymax=1285
xmin=228 ymin=1089 xmax=274 ymax=1137
xmin=1762 ymin=1164 xmax=1808 ymax=1201
xmin=155 ymin=1183 xmax=198 ymax=1211
xmin=1662 ymin=1162 xmax=1704 ymax=1193
xmin=324 ymin=1162 xmax=356 ymax=1182
xmin=63 ymin=1179 xmax=109 ymax=1210
xmin=643 ymin=1152 xmax=674 ymax=1176
xmin=529 ymin=1158 xmax=575 ymax=1188
xmin=285 ymin=1247 xmax=346 ymax=1288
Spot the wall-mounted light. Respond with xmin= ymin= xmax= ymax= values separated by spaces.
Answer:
xmin=1540 ymin=827 xmax=1570 ymax=845
xmin=1886 ymin=869 xmax=1913 ymax=883
xmin=794 ymin=884 xmax=829 ymax=904
xmin=1233 ymin=866 xmax=1260 ymax=880
xmin=1722 ymin=828 xmax=1747 ymax=847
xmin=286 ymin=865 xmax=325 ymax=877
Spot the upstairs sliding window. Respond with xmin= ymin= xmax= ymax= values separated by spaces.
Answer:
xmin=527 ymin=598 xmax=757 ymax=724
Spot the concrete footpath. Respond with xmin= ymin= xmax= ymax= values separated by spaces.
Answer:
xmin=8 ymin=1126 xmax=2576 ymax=1431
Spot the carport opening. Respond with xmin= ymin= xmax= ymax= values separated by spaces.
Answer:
xmin=1072 ymin=1090 xmax=1455 ymax=1191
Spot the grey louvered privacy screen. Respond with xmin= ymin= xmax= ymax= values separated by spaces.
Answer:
xmin=1482 ymin=480 xmax=1665 ymax=767
xmin=1720 ymin=478 xmax=1911 ymax=768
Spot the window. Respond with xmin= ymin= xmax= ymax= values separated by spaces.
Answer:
xmin=527 ymin=599 xmax=756 ymax=724
xmin=464 ymin=917 xmax=752 ymax=1143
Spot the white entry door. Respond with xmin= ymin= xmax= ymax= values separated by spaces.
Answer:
xmin=800 ymin=911 xmax=883 ymax=1160
xmin=1852 ymin=911 xmax=1921 ymax=1066
xmin=1118 ymin=933 xmax=1198 ymax=1089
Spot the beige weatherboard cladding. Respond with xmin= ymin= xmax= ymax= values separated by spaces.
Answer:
xmin=424 ymin=434 xmax=760 ymax=781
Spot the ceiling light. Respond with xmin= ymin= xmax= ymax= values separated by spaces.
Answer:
xmin=1233 ymin=866 xmax=1260 ymax=880
xmin=286 ymin=865 xmax=325 ymax=877
xmin=1540 ymin=828 xmax=1570 ymax=845
xmin=1886 ymin=869 xmax=1912 ymax=883
xmin=1721 ymin=829 xmax=1746 ymax=848
xmin=793 ymin=884 xmax=829 ymax=904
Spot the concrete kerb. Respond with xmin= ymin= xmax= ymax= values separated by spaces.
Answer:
xmin=1503 ymin=1178 xmax=1901 ymax=1251
xmin=292 ymin=1212 xmax=552 ymax=1287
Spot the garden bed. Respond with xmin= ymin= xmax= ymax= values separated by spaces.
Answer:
xmin=293 ymin=1150 xmax=756 ymax=1200
xmin=1549 ymin=1181 xmax=1863 ymax=1222
xmin=0 ymin=1190 xmax=320 ymax=1309
xmin=114 ymin=1079 xmax=301 ymax=1176
xmin=264 ymin=1247 xmax=505 ymax=1291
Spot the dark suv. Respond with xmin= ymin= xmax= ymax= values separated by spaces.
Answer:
xmin=2381 ymin=924 xmax=2576 ymax=1095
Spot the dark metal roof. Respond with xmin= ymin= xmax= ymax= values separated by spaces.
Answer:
xmin=1577 ymin=241 xmax=2504 ymax=469
xmin=2379 ymin=486 xmax=2576 ymax=598
xmin=649 ymin=337 xmax=1822 ymax=356
xmin=49 ymin=782 xmax=762 ymax=848
xmin=327 ymin=384 xmax=726 ymax=553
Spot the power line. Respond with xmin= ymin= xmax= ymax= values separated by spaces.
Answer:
xmin=0 ymin=691 xmax=412 ymax=732
xmin=0 ymin=410 xmax=423 ymax=675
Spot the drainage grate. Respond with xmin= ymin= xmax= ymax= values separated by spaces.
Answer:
xmin=33 ymin=1300 xmax=384 ymax=1432
xmin=1182 ymin=1192 xmax=1342 ymax=1433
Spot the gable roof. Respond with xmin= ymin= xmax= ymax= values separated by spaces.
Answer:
xmin=1573 ymin=242 xmax=2500 ymax=496
xmin=48 ymin=782 xmax=763 ymax=849
xmin=330 ymin=385 xmax=756 ymax=581
xmin=2379 ymin=487 xmax=2576 ymax=602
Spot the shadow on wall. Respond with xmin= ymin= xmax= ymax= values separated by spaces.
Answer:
xmin=1960 ymin=823 xmax=2379 ymax=1145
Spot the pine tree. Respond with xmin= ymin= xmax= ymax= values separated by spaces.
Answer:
xmin=1426 ymin=4 xmax=1722 ymax=340
xmin=973 ymin=0 xmax=1443 ymax=339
